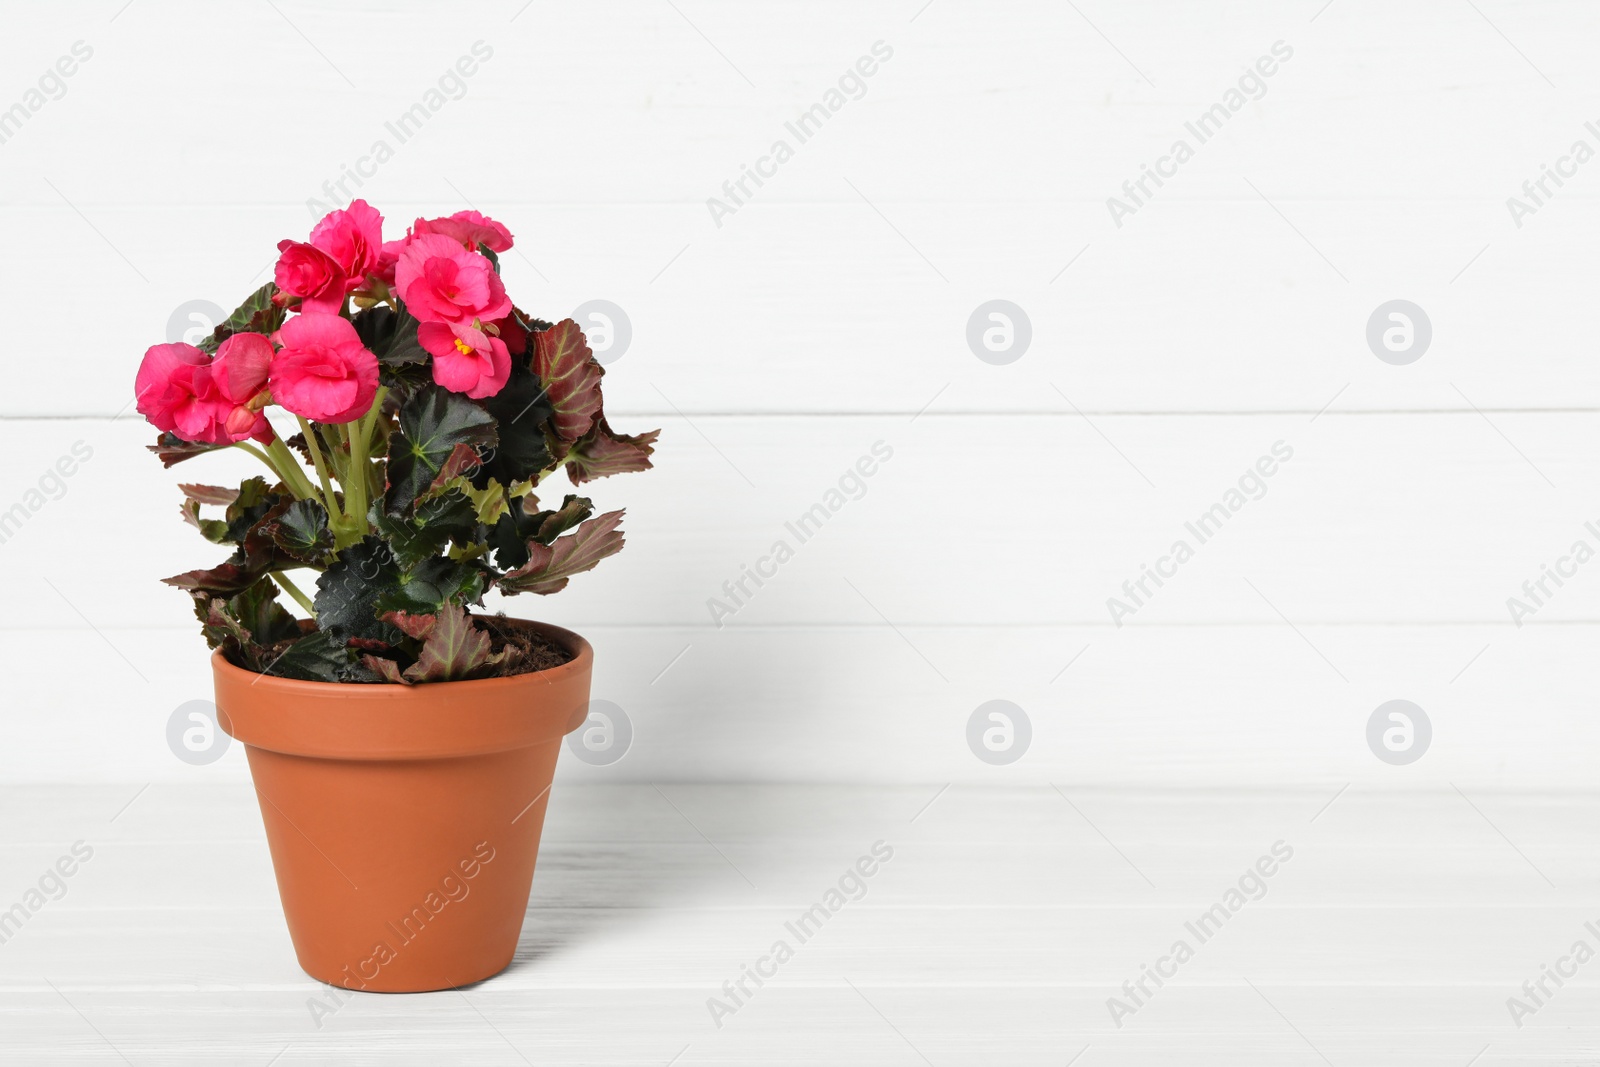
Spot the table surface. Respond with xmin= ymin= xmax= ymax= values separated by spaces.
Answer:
xmin=1 ymin=783 xmax=1596 ymax=1065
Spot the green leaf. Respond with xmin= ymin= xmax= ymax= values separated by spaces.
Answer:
xmin=372 ymin=557 xmax=485 ymax=617
xmin=266 ymin=629 xmax=377 ymax=683
xmin=179 ymin=498 xmax=231 ymax=544
xmin=178 ymin=478 xmax=284 ymax=547
xmin=353 ymin=303 xmax=428 ymax=366
xmin=528 ymin=494 xmax=596 ymax=544
xmin=313 ymin=537 xmax=403 ymax=642
xmin=497 ymin=509 xmax=626 ymax=596
xmin=421 ymin=474 xmax=529 ymax=528
xmin=370 ymin=491 xmax=478 ymax=568
xmin=229 ymin=578 xmax=302 ymax=649
xmin=474 ymin=364 xmax=554 ymax=488
xmin=199 ymin=282 xmax=283 ymax=353
xmin=492 ymin=494 xmax=593 ymax=570
xmin=221 ymin=477 xmax=277 ymax=540
xmin=190 ymin=580 xmax=300 ymax=674
xmin=383 ymin=385 xmax=497 ymax=514
xmin=193 ymin=592 xmax=253 ymax=661
xmin=267 ymin=498 xmax=336 ymax=565
xmin=477 ymin=243 xmax=501 ymax=274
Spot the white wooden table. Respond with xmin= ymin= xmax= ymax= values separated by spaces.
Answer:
xmin=1 ymin=783 xmax=1595 ymax=1065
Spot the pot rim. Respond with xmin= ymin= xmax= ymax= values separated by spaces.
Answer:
xmin=211 ymin=616 xmax=592 ymax=696
xmin=213 ymin=617 xmax=594 ymax=760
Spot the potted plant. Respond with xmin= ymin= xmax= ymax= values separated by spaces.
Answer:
xmin=133 ymin=201 xmax=658 ymax=992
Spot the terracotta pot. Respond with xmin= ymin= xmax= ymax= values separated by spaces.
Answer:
xmin=213 ymin=619 xmax=592 ymax=993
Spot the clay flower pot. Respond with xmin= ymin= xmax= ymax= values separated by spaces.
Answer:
xmin=213 ymin=619 xmax=592 ymax=993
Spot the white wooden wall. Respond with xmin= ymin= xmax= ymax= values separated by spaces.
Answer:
xmin=2 ymin=0 xmax=1596 ymax=785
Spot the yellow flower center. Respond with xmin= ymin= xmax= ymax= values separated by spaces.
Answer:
xmin=453 ymin=337 xmax=474 ymax=356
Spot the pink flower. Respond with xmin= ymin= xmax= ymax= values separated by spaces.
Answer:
xmin=274 ymin=240 xmax=347 ymax=314
xmin=373 ymin=237 xmax=406 ymax=286
xmin=310 ymin=199 xmax=384 ymax=282
xmin=210 ymin=333 xmax=274 ymax=442
xmin=269 ymin=314 xmax=380 ymax=424
xmin=412 ymin=210 xmax=514 ymax=253
xmin=394 ymin=234 xmax=511 ymax=325
xmin=133 ymin=338 xmax=273 ymax=445
xmin=418 ymin=321 xmax=511 ymax=399
xmin=135 ymin=343 xmax=223 ymax=440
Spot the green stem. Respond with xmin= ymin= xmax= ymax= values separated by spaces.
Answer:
xmin=271 ymin=571 xmax=317 ymax=617
xmin=346 ymin=418 xmax=371 ymax=534
xmin=232 ymin=441 xmax=286 ymax=485
xmin=345 ymin=387 xmax=386 ymax=530
xmin=322 ymin=424 xmax=348 ymax=487
xmin=264 ymin=437 xmax=321 ymax=504
xmin=366 ymin=415 xmax=385 ymax=499
xmin=296 ymin=416 xmax=340 ymax=518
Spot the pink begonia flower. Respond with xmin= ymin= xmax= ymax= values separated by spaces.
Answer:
xmin=135 ymin=343 xmax=223 ymax=441
xmin=417 ymin=320 xmax=511 ymax=399
xmin=268 ymin=314 xmax=380 ymax=424
xmin=411 ymin=210 xmax=514 ymax=253
xmin=309 ymin=199 xmax=384 ymax=282
xmin=134 ymin=339 xmax=274 ymax=445
xmin=394 ymin=234 xmax=511 ymax=325
xmin=371 ymin=210 xmax=512 ymax=287
xmin=210 ymin=333 xmax=275 ymax=442
xmin=373 ymin=237 xmax=405 ymax=286
xmin=274 ymin=240 xmax=348 ymax=314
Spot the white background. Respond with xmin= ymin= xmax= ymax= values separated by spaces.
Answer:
xmin=3 ymin=0 xmax=1595 ymax=787
xmin=5 ymin=3 xmax=1600 ymax=1064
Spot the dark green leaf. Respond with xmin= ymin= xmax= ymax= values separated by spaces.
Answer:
xmin=353 ymin=303 xmax=428 ymax=366
xmin=200 ymin=282 xmax=283 ymax=353
xmin=473 ymin=364 xmax=554 ymax=488
xmin=370 ymin=491 xmax=479 ymax=568
xmin=192 ymin=592 xmax=252 ymax=661
xmin=492 ymin=494 xmax=593 ymax=570
xmin=383 ymin=385 xmax=496 ymax=514
xmin=266 ymin=629 xmax=378 ymax=683
xmin=180 ymin=501 xmax=230 ymax=544
xmin=219 ymin=477 xmax=278 ymax=542
xmin=314 ymin=537 xmax=403 ymax=642
xmin=373 ymin=557 xmax=485 ymax=617
xmin=268 ymin=499 xmax=335 ymax=564
xmin=229 ymin=578 xmax=302 ymax=649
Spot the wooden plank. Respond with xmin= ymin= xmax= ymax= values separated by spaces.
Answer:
xmin=0 ymin=786 xmax=1597 ymax=1063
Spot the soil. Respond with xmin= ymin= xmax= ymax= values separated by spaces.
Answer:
xmin=478 ymin=616 xmax=576 ymax=677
